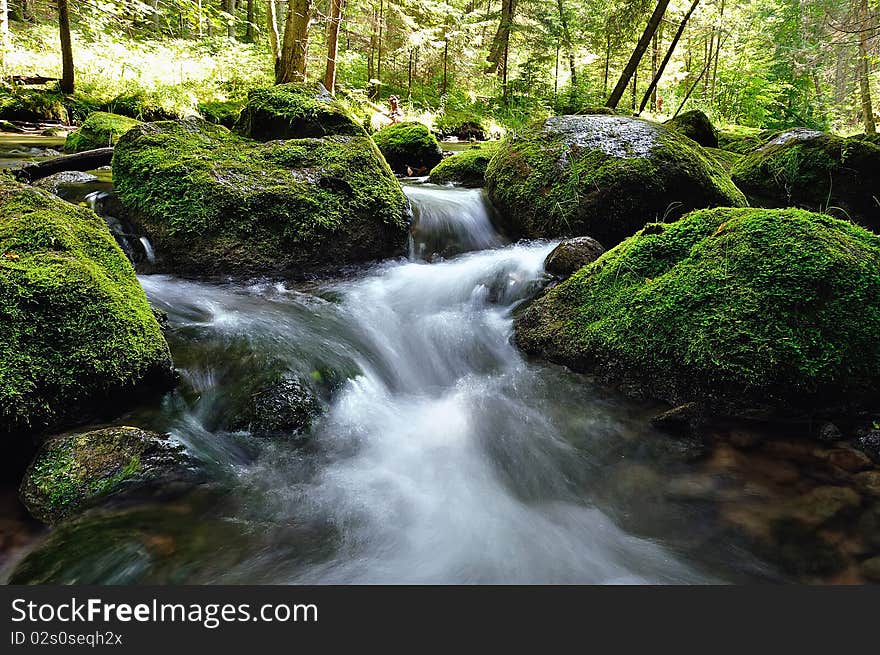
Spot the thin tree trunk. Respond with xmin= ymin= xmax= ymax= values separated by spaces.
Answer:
xmin=278 ymin=0 xmax=312 ymax=83
xmin=323 ymin=0 xmax=344 ymax=93
xmin=651 ymin=31 xmax=659 ymax=112
xmin=710 ymin=0 xmax=726 ymax=104
xmin=246 ymin=0 xmax=256 ymax=41
xmin=1 ymin=0 xmax=9 ymax=65
xmin=58 ymin=0 xmax=74 ymax=94
xmin=606 ymin=0 xmax=671 ymax=108
xmin=638 ymin=0 xmax=701 ymax=115
xmin=859 ymin=0 xmax=876 ymax=134
xmin=603 ymin=32 xmax=610 ymax=96
xmin=150 ymin=0 xmax=160 ymax=31
xmin=407 ymin=47 xmax=413 ymax=98
xmin=266 ymin=0 xmax=281 ymax=74
xmin=377 ymin=0 xmax=384 ymax=84
xmin=441 ymin=25 xmax=449 ymax=95
xmin=631 ymin=66 xmax=638 ymax=113
xmin=487 ymin=0 xmax=516 ymax=74
xmin=555 ymin=0 xmax=576 ymax=107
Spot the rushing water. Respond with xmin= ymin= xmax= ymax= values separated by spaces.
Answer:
xmin=7 ymin=178 xmax=786 ymax=584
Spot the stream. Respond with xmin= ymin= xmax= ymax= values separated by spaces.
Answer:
xmin=9 ymin=139 xmax=860 ymax=584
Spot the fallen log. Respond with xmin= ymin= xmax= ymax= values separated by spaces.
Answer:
xmin=13 ymin=147 xmax=113 ymax=183
xmin=11 ymin=75 xmax=62 ymax=86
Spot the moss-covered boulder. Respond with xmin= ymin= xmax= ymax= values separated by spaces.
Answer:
xmin=19 ymin=426 xmax=200 ymax=525
xmin=233 ymin=82 xmax=363 ymax=141
xmin=666 ymin=110 xmax=718 ymax=148
xmin=64 ymin=112 xmax=141 ymax=153
xmin=428 ymin=142 xmax=500 ymax=187
xmin=0 ymin=178 xmax=174 ymax=437
xmin=543 ymin=236 xmax=605 ymax=278
xmin=515 ymin=207 xmax=880 ymax=419
xmin=485 ymin=115 xmax=746 ymax=247
xmin=717 ymin=124 xmax=771 ymax=154
xmin=0 ymin=88 xmax=67 ymax=123
xmin=372 ymin=121 xmax=443 ymax=175
xmin=112 ymin=117 xmax=409 ymax=277
xmin=731 ymin=129 xmax=880 ymax=231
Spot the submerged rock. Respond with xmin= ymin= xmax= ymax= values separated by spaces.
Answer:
xmin=731 ymin=129 xmax=880 ymax=231
xmin=111 ymin=117 xmax=410 ymax=277
xmin=428 ymin=142 xmax=499 ymax=187
xmin=665 ymin=110 xmax=718 ymax=148
xmin=485 ymin=115 xmax=745 ymax=247
xmin=514 ymin=207 xmax=880 ymax=420
xmin=33 ymin=170 xmax=99 ymax=195
xmin=543 ymin=236 xmax=605 ymax=278
xmin=0 ymin=177 xmax=174 ymax=438
xmin=372 ymin=121 xmax=443 ymax=175
xmin=241 ymin=376 xmax=323 ymax=438
xmin=19 ymin=426 xmax=200 ymax=525
xmin=233 ymin=82 xmax=363 ymax=141
xmin=64 ymin=112 xmax=141 ymax=153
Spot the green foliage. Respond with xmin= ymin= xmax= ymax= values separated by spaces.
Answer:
xmin=515 ymin=207 xmax=880 ymax=417
xmin=716 ymin=124 xmax=769 ymax=154
xmin=112 ymin=118 xmax=409 ymax=277
xmin=485 ymin=115 xmax=746 ymax=247
xmin=64 ymin=112 xmax=141 ymax=152
xmin=372 ymin=121 xmax=444 ymax=174
xmin=428 ymin=141 xmax=500 ymax=187
xmin=0 ymin=85 xmax=67 ymax=122
xmin=0 ymin=177 xmax=173 ymax=437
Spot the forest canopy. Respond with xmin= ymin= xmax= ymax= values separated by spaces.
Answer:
xmin=0 ymin=0 xmax=877 ymax=135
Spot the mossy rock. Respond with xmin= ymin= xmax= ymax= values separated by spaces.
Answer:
xmin=64 ymin=112 xmax=141 ymax=153
xmin=428 ymin=142 xmax=500 ymax=187
xmin=485 ymin=115 xmax=746 ymax=248
xmin=666 ymin=110 xmax=718 ymax=148
xmin=198 ymin=99 xmax=245 ymax=127
xmin=703 ymin=147 xmax=742 ymax=172
xmin=233 ymin=82 xmax=363 ymax=141
xmin=234 ymin=375 xmax=323 ymax=438
xmin=543 ymin=236 xmax=605 ymax=278
xmin=731 ymin=129 xmax=880 ymax=231
xmin=111 ymin=117 xmax=409 ymax=277
xmin=19 ymin=426 xmax=200 ymax=525
xmin=434 ymin=110 xmax=487 ymax=140
xmin=515 ymin=207 xmax=880 ymax=419
xmin=372 ymin=121 xmax=444 ymax=175
xmin=0 ymin=88 xmax=67 ymax=123
xmin=716 ymin=124 xmax=768 ymax=154
xmin=0 ymin=177 xmax=174 ymax=437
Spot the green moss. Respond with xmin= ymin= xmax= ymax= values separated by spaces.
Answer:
xmin=0 ymin=177 xmax=173 ymax=436
xmin=485 ymin=115 xmax=746 ymax=247
xmin=515 ymin=207 xmax=880 ymax=418
xmin=112 ymin=118 xmax=409 ymax=277
xmin=704 ymin=147 xmax=743 ymax=172
xmin=665 ymin=110 xmax=718 ymax=148
xmin=198 ymin=99 xmax=245 ymax=127
xmin=19 ymin=426 xmax=196 ymax=525
xmin=434 ymin=110 xmax=487 ymax=139
xmin=372 ymin=121 xmax=444 ymax=175
xmin=64 ymin=112 xmax=141 ymax=153
xmin=716 ymin=124 xmax=768 ymax=154
xmin=731 ymin=129 xmax=880 ymax=230
xmin=0 ymin=87 xmax=67 ymax=123
xmin=233 ymin=82 xmax=363 ymax=141
xmin=428 ymin=142 xmax=500 ymax=187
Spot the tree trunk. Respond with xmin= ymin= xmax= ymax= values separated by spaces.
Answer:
xmin=266 ymin=0 xmax=281 ymax=74
xmin=486 ymin=0 xmax=516 ymax=74
xmin=323 ymin=0 xmax=344 ymax=93
xmin=224 ymin=0 xmax=235 ymax=38
xmin=710 ymin=0 xmax=726 ymax=103
xmin=58 ymin=0 xmax=74 ymax=94
xmin=638 ymin=0 xmax=700 ymax=115
xmin=277 ymin=0 xmax=311 ymax=83
xmin=603 ymin=32 xmax=610 ymax=96
xmin=150 ymin=0 xmax=160 ymax=31
xmin=376 ymin=0 xmax=384 ymax=84
xmin=441 ymin=24 xmax=449 ymax=95
xmin=15 ymin=148 xmax=114 ymax=183
xmin=1 ymin=0 xmax=9 ymax=57
xmin=859 ymin=0 xmax=876 ymax=134
xmin=246 ymin=0 xmax=256 ymax=41
xmin=555 ymin=0 xmax=576 ymax=107
xmin=606 ymin=0 xmax=671 ymax=108
xmin=651 ymin=31 xmax=659 ymax=112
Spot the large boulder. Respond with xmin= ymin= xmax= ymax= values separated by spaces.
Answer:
xmin=716 ymin=124 xmax=769 ymax=154
xmin=0 ymin=178 xmax=174 ymax=437
xmin=428 ymin=142 xmax=500 ymax=187
xmin=64 ymin=112 xmax=141 ymax=153
xmin=515 ymin=207 xmax=880 ymax=420
xmin=665 ymin=110 xmax=718 ymax=148
xmin=19 ymin=426 xmax=200 ymax=525
xmin=731 ymin=129 xmax=880 ymax=231
xmin=233 ymin=82 xmax=363 ymax=141
xmin=485 ymin=115 xmax=746 ymax=248
xmin=372 ymin=121 xmax=443 ymax=175
xmin=111 ymin=117 xmax=410 ymax=277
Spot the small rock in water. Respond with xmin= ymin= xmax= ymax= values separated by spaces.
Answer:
xmin=817 ymin=421 xmax=842 ymax=444
xmin=244 ymin=376 xmax=323 ymax=438
xmin=650 ymin=402 xmax=702 ymax=435
xmin=543 ymin=236 xmax=606 ymax=278
xmin=855 ymin=430 xmax=880 ymax=463
xmin=33 ymin=170 xmax=99 ymax=194
xmin=19 ymin=426 xmax=201 ymax=525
